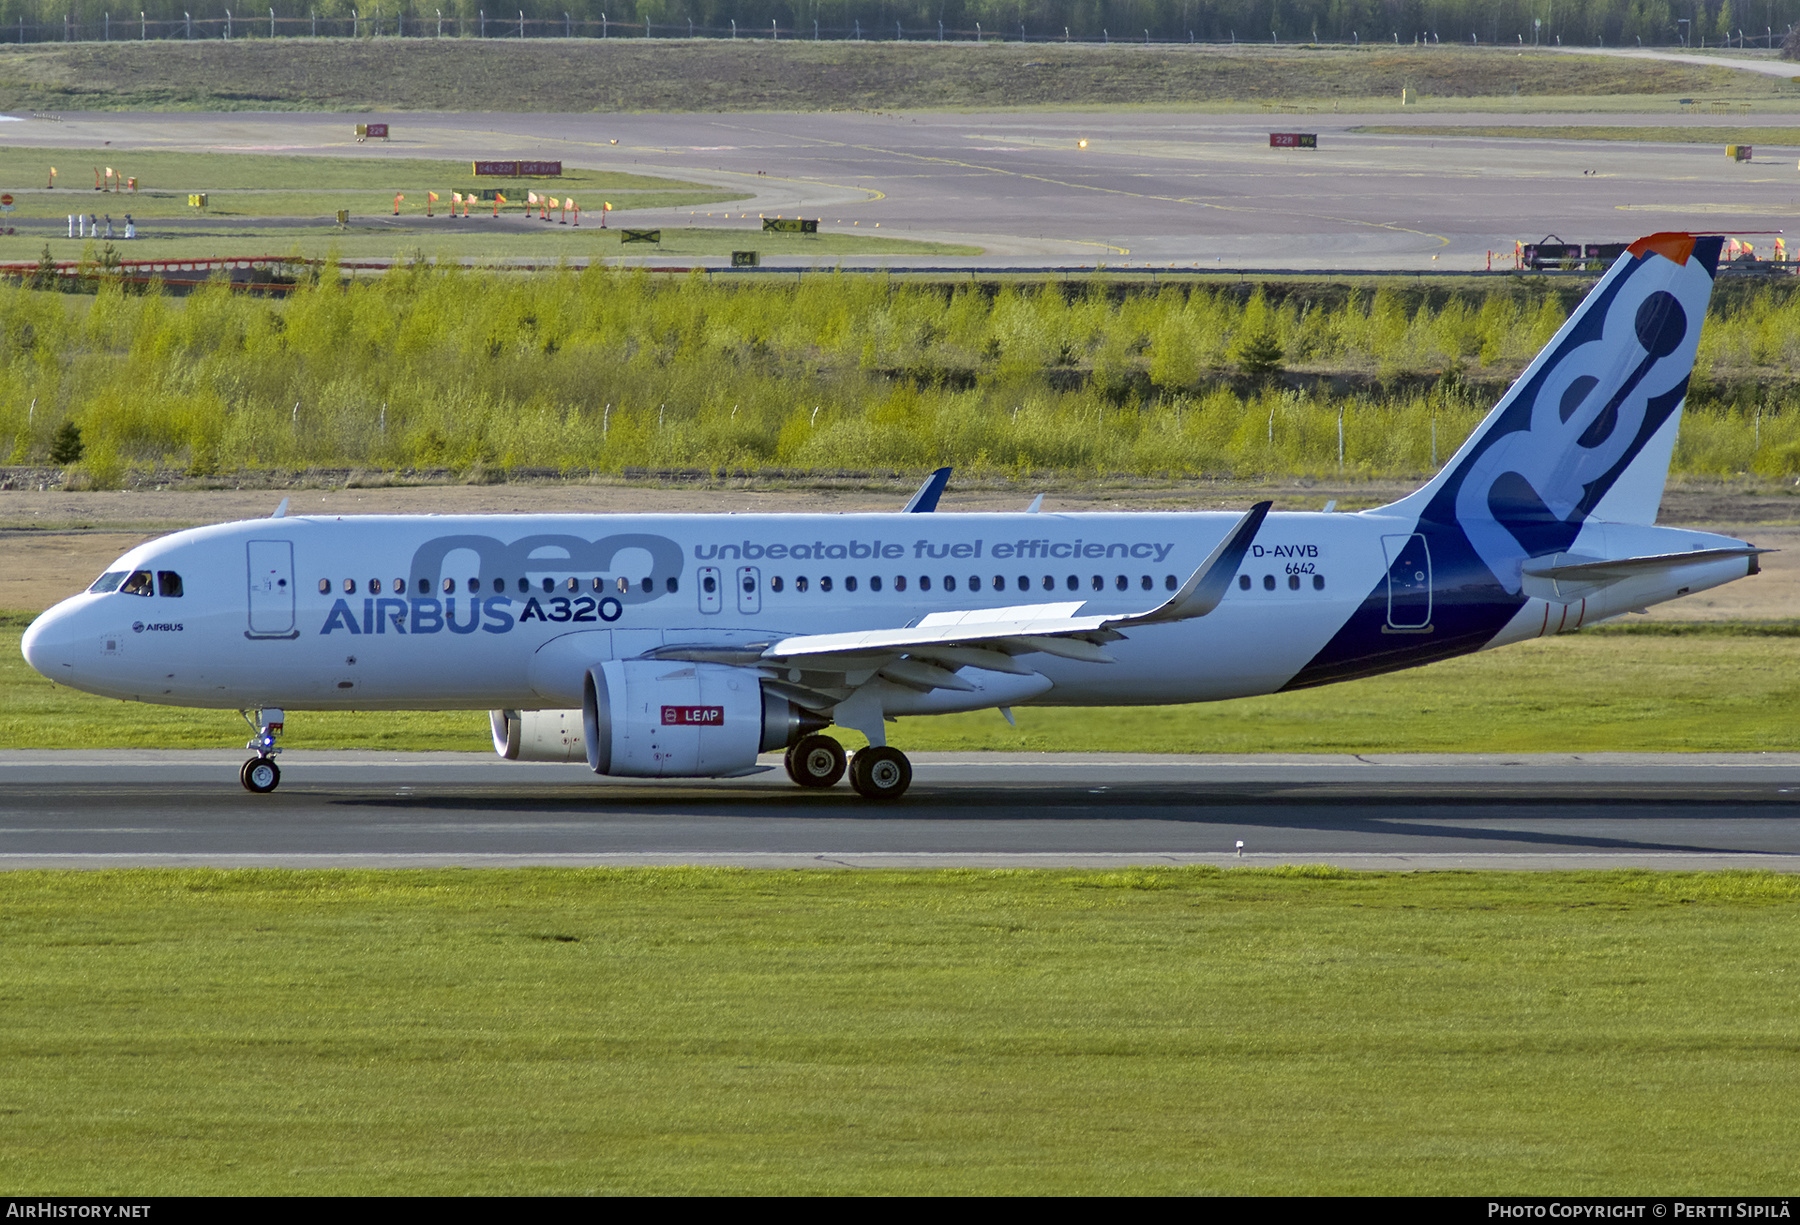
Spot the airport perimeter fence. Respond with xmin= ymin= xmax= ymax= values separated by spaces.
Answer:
xmin=6 ymin=13 xmax=1786 ymax=47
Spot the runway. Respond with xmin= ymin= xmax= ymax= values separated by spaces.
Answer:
xmin=4 ymin=750 xmax=1799 ymax=870
xmin=7 ymin=107 xmax=1800 ymax=268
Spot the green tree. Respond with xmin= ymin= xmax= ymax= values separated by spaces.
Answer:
xmin=48 ymin=420 xmax=84 ymax=465
xmin=1235 ymin=328 xmax=1285 ymax=379
xmin=29 ymin=245 xmax=60 ymax=292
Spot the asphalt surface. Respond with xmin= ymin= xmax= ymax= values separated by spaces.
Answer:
xmin=4 ymin=750 xmax=1799 ymax=870
xmin=7 ymin=106 xmax=1800 ymax=267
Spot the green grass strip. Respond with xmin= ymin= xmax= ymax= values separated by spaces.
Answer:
xmin=2 ymin=867 xmax=1796 ymax=1194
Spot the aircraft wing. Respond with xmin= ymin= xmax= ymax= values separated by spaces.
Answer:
xmin=748 ymin=501 xmax=1272 ymax=694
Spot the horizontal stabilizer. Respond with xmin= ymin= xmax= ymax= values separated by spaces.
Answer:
xmin=1522 ymin=546 xmax=1766 ymax=583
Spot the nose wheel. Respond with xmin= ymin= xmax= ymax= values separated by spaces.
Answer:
xmin=240 ymin=757 xmax=281 ymax=794
xmin=238 ymin=707 xmax=286 ymax=794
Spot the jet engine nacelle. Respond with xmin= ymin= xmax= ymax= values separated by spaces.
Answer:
xmin=582 ymin=659 xmax=825 ymax=778
xmin=490 ymin=708 xmax=587 ymax=763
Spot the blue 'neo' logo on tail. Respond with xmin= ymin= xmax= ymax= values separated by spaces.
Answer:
xmin=1285 ymin=234 xmax=1724 ymax=690
xmin=1433 ymin=234 xmax=1723 ymax=592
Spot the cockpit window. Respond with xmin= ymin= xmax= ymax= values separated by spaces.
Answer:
xmin=118 ymin=570 xmax=154 ymax=597
xmin=157 ymin=571 xmax=184 ymax=598
xmin=88 ymin=571 xmax=128 ymax=594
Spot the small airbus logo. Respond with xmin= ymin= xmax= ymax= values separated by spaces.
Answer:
xmin=133 ymin=622 xmax=184 ymax=633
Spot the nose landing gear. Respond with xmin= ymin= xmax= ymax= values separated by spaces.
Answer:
xmin=238 ymin=708 xmax=285 ymax=794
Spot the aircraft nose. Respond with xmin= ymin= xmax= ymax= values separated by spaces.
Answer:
xmin=21 ymin=602 xmax=81 ymax=681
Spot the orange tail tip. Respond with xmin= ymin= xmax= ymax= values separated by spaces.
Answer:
xmin=1626 ymin=232 xmax=1698 ymax=265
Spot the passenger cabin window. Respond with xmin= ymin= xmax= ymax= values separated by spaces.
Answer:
xmin=771 ymin=576 xmax=785 ymax=593
xmin=1239 ymin=574 xmax=1251 ymax=590
xmin=343 ymin=578 xmax=357 ymax=595
xmin=371 ymin=579 xmax=383 ymax=594
xmin=317 ymin=578 xmax=331 ymax=595
xmin=89 ymin=571 xmax=128 ymax=594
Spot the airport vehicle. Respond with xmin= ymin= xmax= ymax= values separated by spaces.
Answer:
xmin=21 ymin=233 xmax=1762 ymax=800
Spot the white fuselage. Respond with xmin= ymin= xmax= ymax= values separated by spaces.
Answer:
xmin=21 ymin=508 xmax=1757 ymax=714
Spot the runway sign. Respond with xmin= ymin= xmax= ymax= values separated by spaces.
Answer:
xmin=762 ymin=218 xmax=819 ymax=234
xmin=731 ymin=250 xmax=760 ymax=267
xmin=1521 ymin=241 xmax=1582 ymax=269
xmin=621 ymin=229 xmax=661 ymax=244
xmin=472 ymin=161 xmax=564 ymax=177
xmin=1727 ymin=144 xmax=1753 ymax=162
xmin=1269 ymin=133 xmax=1318 ymax=149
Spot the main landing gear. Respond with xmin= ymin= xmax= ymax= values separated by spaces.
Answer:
xmin=238 ymin=707 xmax=285 ymax=794
xmin=783 ymin=732 xmax=912 ymax=800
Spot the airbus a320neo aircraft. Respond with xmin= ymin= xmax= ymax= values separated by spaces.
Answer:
xmin=22 ymin=232 xmax=1765 ymax=800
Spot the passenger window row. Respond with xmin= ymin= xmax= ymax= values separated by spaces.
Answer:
xmin=1239 ymin=573 xmax=1327 ymax=592
xmin=89 ymin=569 xmax=183 ymax=597
xmin=319 ymin=575 xmax=680 ymax=596
xmin=761 ymin=573 xmax=1182 ymax=595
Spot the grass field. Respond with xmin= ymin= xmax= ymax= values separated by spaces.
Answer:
xmin=3 ymin=866 xmax=1796 ymax=1194
xmin=1359 ymin=123 xmax=1800 ymax=145
xmin=5 ymin=612 xmax=1797 ymax=753
xmin=0 ymin=41 xmax=1786 ymax=114
xmin=0 ymin=146 xmax=977 ymax=260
